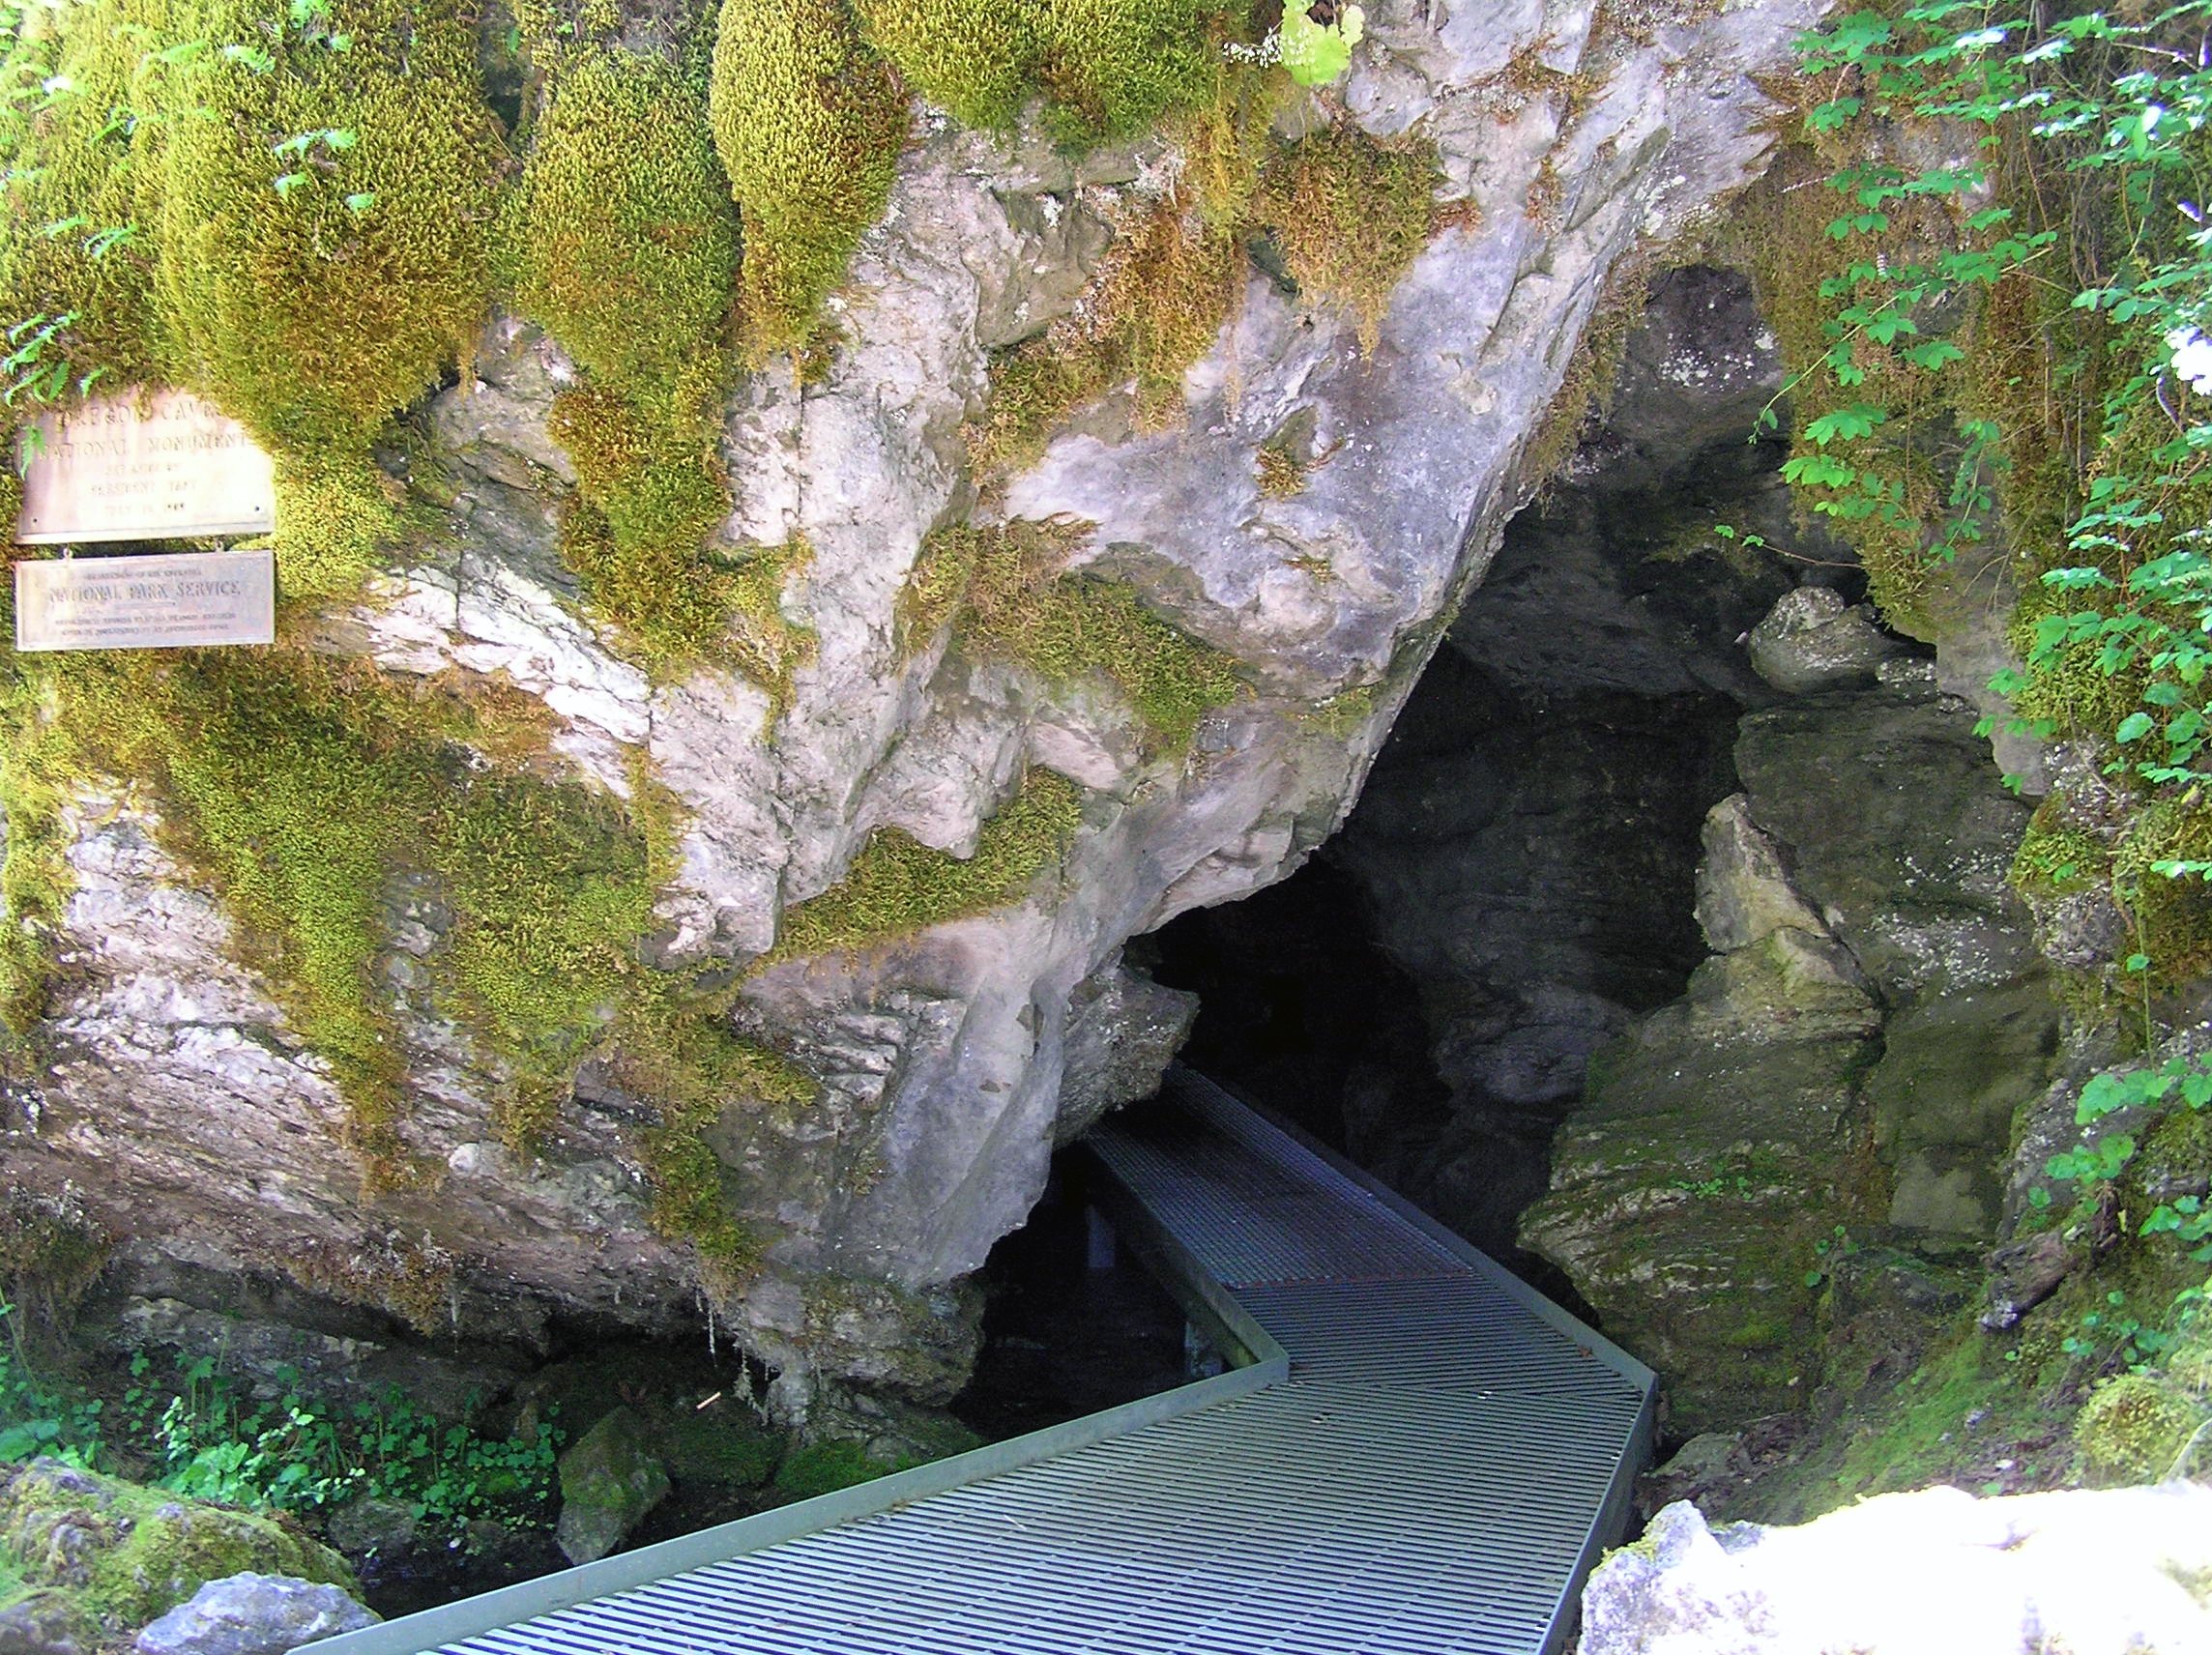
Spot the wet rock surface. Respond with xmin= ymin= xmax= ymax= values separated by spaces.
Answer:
xmin=1525 ymin=646 xmax=2059 ymax=1433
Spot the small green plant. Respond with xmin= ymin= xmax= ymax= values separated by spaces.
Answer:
xmin=1804 ymin=1224 xmax=1859 ymax=1290
xmin=0 ymin=1306 xmax=563 ymax=1532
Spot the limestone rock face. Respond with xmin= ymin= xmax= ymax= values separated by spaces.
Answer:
xmin=7 ymin=0 xmax=1827 ymax=1415
xmin=1582 ymin=1487 xmax=2212 ymax=1655
xmin=1525 ymin=646 xmax=2062 ymax=1432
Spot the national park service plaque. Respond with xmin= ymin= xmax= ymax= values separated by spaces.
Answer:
xmin=14 ymin=549 xmax=276 ymax=653
xmin=13 ymin=389 xmax=276 ymax=543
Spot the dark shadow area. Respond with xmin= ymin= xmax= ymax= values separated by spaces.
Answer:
xmin=951 ymin=1160 xmax=1191 ymax=1442
xmin=1144 ymin=266 xmax=1857 ymax=1323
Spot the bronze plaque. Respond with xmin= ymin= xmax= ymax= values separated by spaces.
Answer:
xmin=14 ymin=549 xmax=276 ymax=653
xmin=13 ymin=390 xmax=275 ymax=543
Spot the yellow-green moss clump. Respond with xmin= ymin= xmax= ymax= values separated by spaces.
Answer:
xmin=772 ymin=768 xmax=1085 ymax=959
xmin=901 ymin=519 xmax=1241 ymax=748
xmin=1034 ymin=0 xmax=1226 ymax=142
xmin=155 ymin=0 xmax=506 ymax=594
xmin=2073 ymin=1370 xmax=2204 ymax=1484
xmin=855 ymin=0 xmax=1232 ymax=139
xmin=709 ymin=0 xmax=908 ymax=356
xmin=0 ymin=0 xmax=166 ymax=397
xmin=0 ymin=0 xmax=506 ymax=596
xmin=855 ymin=0 xmax=1037 ymax=130
xmin=0 ymin=1460 xmax=358 ymax=1633
xmin=1253 ymin=125 xmax=1444 ymax=351
xmin=512 ymin=49 xmax=738 ymax=396
xmin=2009 ymin=800 xmax=2113 ymax=898
xmin=973 ymin=202 xmax=1242 ymax=473
xmin=509 ymin=46 xmax=800 ymax=682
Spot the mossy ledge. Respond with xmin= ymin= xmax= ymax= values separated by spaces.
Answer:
xmin=0 ymin=632 xmax=811 ymax=1223
xmin=770 ymin=768 xmax=1086 ymax=962
xmin=900 ymin=518 xmax=1242 ymax=750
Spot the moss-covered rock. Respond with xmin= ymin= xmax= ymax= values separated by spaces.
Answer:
xmin=2073 ymin=1372 xmax=2203 ymax=1485
xmin=553 ymin=1408 xmax=671 ymax=1565
xmin=0 ymin=1460 xmax=355 ymax=1637
xmin=771 ymin=769 xmax=1086 ymax=961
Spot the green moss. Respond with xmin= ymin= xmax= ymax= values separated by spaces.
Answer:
xmin=607 ymin=973 xmax=815 ymax=1269
xmin=972 ymin=112 xmax=1442 ymax=476
xmin=1033 ymin=0 xmax=1226 ymax=143
xmin=0 ymin=648 xmax=629 ymax=1177
xmin=1252 ymin=125 xmax=1443 ymax=352
xmin=708 ymin=0 xmax=908 ymax=357
xmin=3 ymin=636 xmax=818 ymax=1256
xmin=0 ymin=0 xmax=506 ymax=598
xmin=0 ymin=1189 xmax=107 ymax=1337
xmin=1254 ymin=440 xmax=1308 ymax=498
xmin=0 ymin=0 xmax=166 ymax=397
xmin=2074 ymin=1371 xmax=2203 ymax=1484
xmin=854 ymin=0 xmax=1236 ymax=141
xmin=771 ymin=1438 xmax=904 ymax=1499
xmin=972 ymin=201 xmax=1241 ymax=474
xmin=2010 ymin=802 xmax=2114 ymax=897
xmin=507 ymin=52 xmax=799 ymax=683
xmin=2113 ymin=798 xmax=2212 ymax=985
xmin=0 ymin=1462 xmax=356 ymax=1632
xmin=548 ymin=385 xmax=810 ymax=684
xmin=154 ymin=0 xmax=505 ymax=595
xmin=856 ymin=0 xmax=1037 ymax=130
xmin=772 ymin=767 xmax=1084 ymax=960
xmin=512 ymin=49 xmax=738 ymax=397
xmin=283 ymin=1231 xmax=456 ymax=1336
xmin=902 ymin=519 xmax=1241 ymax=748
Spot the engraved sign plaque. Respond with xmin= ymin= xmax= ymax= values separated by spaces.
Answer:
xmin=13 ymin=390 xmax=275 ymax=543
xmin=14 ymin=549 xmax=276 ymax=653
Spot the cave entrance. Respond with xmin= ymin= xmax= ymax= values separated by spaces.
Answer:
xmin=1141 ymin=267 xmax=1850 ymax=1311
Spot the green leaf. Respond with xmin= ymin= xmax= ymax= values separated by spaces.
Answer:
xmin=1279 ymin=0 xmax=1364 ymax=86
xmin=1804 ymin=404 xmax=1888 ymax=445
xmin=2117 ymin=711 xmax=2156 ymax=741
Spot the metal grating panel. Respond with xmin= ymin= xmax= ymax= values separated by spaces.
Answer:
xmin=1086 ymin=1079 xmax=1468 ymax=1289
xmin=316 ymin=1068 xmax=1655 ymax=1655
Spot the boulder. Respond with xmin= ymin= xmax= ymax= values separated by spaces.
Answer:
xmin=1747 ymin=586 xmax=1899 ymax=694
xmin=1583 ymin=1486 xmax=2212 ymax=1655
xmin=0 ymin=1461 xmax=356 ymax=1635
xmin=554 ymin=1408 xmax=671 ymax=1566
xmin=131 ymin=1575 xmax=378 ymax=1655
xmin=1692 ymin=795 xmax=1824 ymax=954
xmin=0 ymin=1590 xmax=98 ymax=1655
xmin=321 ymin=1496 xmax=418 ymax=1563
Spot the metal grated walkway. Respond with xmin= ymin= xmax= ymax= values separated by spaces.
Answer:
xmin=311 ymin=1067 xmax=1655 ymax=1655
